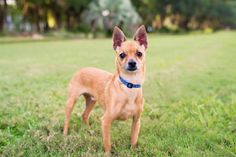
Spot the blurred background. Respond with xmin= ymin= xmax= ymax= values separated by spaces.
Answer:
xmin=1 ymin=0 xmax=236 ymax=38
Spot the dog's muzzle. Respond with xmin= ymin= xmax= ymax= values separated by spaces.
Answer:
xmin=127 ymin=61 xmax=137 ymax=71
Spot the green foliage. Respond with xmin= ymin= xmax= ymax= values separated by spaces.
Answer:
xmin=1 ymin=0 xmax=236 ymax=33
xmin=83 ymin=0 xmax=141 ymax=36
xmin=15 ymin=0 xmax=91 ymax=32
xmin=132 ymin=0 xmax=236 ymax=31
xmin=0 ymin=32 xmax=236 ymax=156
xmin=171 ymin=0 xmax=236 ymax=29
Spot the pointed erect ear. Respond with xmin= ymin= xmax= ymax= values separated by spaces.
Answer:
xmin=112 ymin=26 xmax=126 ymax=50
xmin=134 ymin=25 xmax=148 ymax=49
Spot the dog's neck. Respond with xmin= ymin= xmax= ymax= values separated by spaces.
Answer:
xmin=117 ymin=71 xmax=144 ymax=85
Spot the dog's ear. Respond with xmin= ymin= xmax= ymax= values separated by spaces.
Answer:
xmin=112 ymin=26 xmax=126 ymax=50
xmin=134 ymin=25 xmax=148 ymax=49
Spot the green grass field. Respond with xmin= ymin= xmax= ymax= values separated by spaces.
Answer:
xmin=0 ymin=32 xmax=236 ymax=156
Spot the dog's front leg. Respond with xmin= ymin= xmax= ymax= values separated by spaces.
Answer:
xmin=131 ymin=115 xmax=141 ymax=148
xmin=101 ymin=114 xmax=112 ymax=154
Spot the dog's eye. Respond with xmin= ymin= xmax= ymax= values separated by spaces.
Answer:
xmin=119 ymin=52 xmax=126 ymax=59
xmin=136 ymin=51 xmax=143 ymax=57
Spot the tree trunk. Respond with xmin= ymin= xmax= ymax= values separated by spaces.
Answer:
xmin=0 ymin=0 xmax=7 ymax=32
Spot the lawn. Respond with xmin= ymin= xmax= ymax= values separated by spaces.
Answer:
xmin=0 ymin=32 xmax=236 ymax=156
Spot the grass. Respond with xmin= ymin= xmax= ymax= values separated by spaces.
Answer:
xmin=0 ymin=31 xmax=236 ymax=156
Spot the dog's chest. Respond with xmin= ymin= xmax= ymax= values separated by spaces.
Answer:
xmin=118 ymin=90 xmax=140 ymax=120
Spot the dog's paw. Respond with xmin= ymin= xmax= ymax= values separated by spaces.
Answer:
xmin=104 ymin=151 xmax=111 ymax=157
xmin=130 ymin=143 xmax=138 ymax=149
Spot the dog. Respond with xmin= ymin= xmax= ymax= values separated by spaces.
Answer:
xmin=63 ymin=25 xmax=148 ymax=153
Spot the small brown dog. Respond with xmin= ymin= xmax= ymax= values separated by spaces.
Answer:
xmin=63 ymin=25 xmax=148 ymax=153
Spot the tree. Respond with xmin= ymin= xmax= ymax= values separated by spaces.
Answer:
xmin=132 ymin=0 xmax=236 ymax=31
xmin=16 ymin=0 xmax=46 ymax=32
xmin=0 ymin=0 xmax=7 ymax=32
xmin=15 ymin=0 xmax=90 ymax=32
xmin=83 ymin=0 xmax=142 ymax=37
xmin=131 ymin=0 xmax=160 ymax=26
xmin=63 ymin=0 xmax=90 ymax=31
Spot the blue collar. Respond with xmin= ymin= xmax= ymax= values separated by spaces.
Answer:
xmin=119 ymin=76 xmax=141 ymax=89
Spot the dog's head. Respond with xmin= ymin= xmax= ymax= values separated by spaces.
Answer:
xmin=112 ymin=25 xmax=148 ymax=75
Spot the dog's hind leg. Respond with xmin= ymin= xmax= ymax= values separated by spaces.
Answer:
xmin=63 ymin=95 xmax=78 ymax=135
xmin=82 ymin=94 xmax=96 ymax=125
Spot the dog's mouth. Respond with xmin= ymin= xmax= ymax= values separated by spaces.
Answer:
xmin=126 ymin=67 xmax=137 ymax=72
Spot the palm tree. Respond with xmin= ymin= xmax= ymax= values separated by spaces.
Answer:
xmin=83 ymin=0 xmax=141 ymax=37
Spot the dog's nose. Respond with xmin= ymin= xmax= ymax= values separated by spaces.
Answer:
xmin=128 ymin=61 xmax=136 ymax=67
